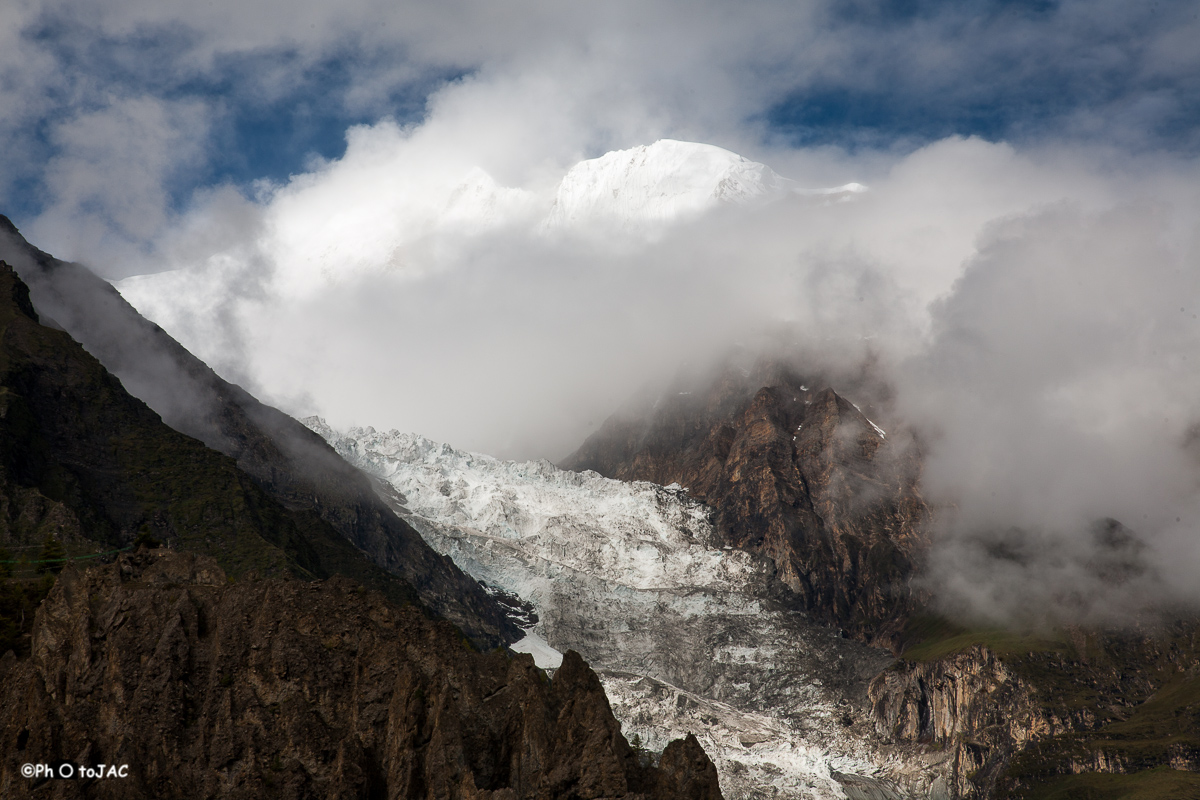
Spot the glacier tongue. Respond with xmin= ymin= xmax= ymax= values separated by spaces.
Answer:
xmin=303 ymin=417 xmax=939 ymax=799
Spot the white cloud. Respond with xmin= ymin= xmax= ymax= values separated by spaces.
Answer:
xmin=28 ymin=97 xmax=210 ymax=264
xmin=114 ymin=112 xmax=1159 ymax=455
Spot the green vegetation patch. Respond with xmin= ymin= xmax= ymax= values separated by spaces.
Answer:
xmin=898 ymin=613 xmax=1070 ymax=662
xmin=1024 ymin=767 xmax=1200 ymax=800
xmin=1100 ymin=671 xmax=1200 ymax=744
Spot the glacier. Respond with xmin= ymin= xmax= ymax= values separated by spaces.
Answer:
xmin=303 ymin=418 xmax=946 ymax=799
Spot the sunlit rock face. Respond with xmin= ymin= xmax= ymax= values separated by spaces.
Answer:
xmin=562 ymin=359 xmax=929 ymax=650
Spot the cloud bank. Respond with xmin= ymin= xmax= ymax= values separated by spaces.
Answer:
xmin=116 ymin=126 xmax=1200 ymax=627
xmin=114 ymin=134 xmax=1121 ymax=455
xmin=6 ymin=0 xmax=1200 ymax=271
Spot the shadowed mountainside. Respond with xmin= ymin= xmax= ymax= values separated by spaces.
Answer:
xmin=0 ymin=258 xmax=435 ymax=650
xmin=0 ymin=217 xmax=517 ymax=648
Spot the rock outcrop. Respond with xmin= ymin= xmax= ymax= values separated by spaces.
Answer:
xmin=869 ymin=647 xmax=1044 ymax=798
xmin=870 ymin=630 xmax=1200 ymax=798
xmin=0 ymin=550 xmax=723 ymax=799
xmin=564 ymin=360 xmax=927 ymax=647
xmin=0 ymin=216 xmax=517 ymax=649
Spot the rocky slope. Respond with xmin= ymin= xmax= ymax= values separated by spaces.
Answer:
xmin=558 ymin=358 xmax=1200 ymax=798
xmin=305 ymin=419 xmax=953 ymax=799
xmin=0 ymin=250 xmax=727 ymax=798
xmin=0 ymin=549 xmax=722 ymax=799
xmin=562 ymin=359 xmax=927 ymax=648
xmin=0 ymin=258 xmax=452 ymax=657
xmin=0 ymin=216 xmax=516 ymax=648
xmin=870 ymin=646 xmax=1043 ymax=798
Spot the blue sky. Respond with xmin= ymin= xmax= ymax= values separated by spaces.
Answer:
xmin=2 ymin=0 xmax=1198 ymax=270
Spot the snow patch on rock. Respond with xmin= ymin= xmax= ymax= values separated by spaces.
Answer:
xmin=511 ymin=630 xmax=564 ymax=669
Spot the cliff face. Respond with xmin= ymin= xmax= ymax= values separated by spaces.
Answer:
xmin=0 ymin=217 xmax=516 ymax=648
xmin=870 ymin=629 xmax=1200 ymax=799
xmin=563 ymin=361 xmax=926 ymax=646
xmin=869 ymin=647 xmax=1045 ymax=798
xmin=0 ymin=549 xmax=723 ymax=800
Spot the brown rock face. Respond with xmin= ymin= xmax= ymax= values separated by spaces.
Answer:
xmin=871 ymin=627 xmax=1200 ymax=799
xmin=655 ymin=735 xmax=722 ymax=800
xmin=0 ymin=550 xmax=723 ymax=800
xmin=869 ymin=647 xmax=1043 ymax=798
xmin=563 ymin=361 xmax=927 ymax=647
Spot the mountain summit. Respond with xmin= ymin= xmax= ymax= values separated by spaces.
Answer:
xmin=543 ymin=139 xmax=792 ymax=232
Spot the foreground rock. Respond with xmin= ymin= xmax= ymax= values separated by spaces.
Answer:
xmin=0 ymin=550 xmax=722 ymax=799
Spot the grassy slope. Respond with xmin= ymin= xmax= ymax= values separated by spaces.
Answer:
xmin=1027 ymin=767 xmax=1200 ymax=800
xmin=900 ymin=614 xmax=1071 ymax=662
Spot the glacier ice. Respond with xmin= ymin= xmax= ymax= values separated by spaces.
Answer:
xmin=304 ymin=417 xmax=943 ymax=799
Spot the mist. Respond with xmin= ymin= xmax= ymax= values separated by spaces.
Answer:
xmin=899 ymin=197 xmax=1200 ymax=628
xmin=109 ymin=128 xmax=1200 ymax=627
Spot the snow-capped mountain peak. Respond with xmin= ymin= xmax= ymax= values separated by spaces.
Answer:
xmin=543 ymin=139 xmax=793 ymax=232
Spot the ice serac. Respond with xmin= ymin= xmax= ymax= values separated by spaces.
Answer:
xmin=0 ymin=549 xmax=723 ymax=799
xmin=543 ymin=139 xmax=792 ymax=232
xmin=562 ymin=359 xmax=928 ymax=650
xmin=304 ymin=418 xmax=947 ymax=799
xmin=0 ymin=215 xmax=519 ymax=649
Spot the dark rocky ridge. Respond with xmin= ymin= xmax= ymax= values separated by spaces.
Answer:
xmin=563 ymin=360 xmax=927 ymax=649
xmin=0 ymin=217 xmax=516 ymax=648
xmin=0 ymin=259 xmax=433 ymax=647
xmin=0 ymin=549 xmax=723 ymax=799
